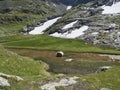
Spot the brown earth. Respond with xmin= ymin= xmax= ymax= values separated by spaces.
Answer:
xmin=8 ymin=48 xmax=111 ymax=61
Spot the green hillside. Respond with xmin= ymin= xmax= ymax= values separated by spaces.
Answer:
xmin=0 ymin=46 xmax=48 ymax=76
xmin=0 ymin=0 xmax=61 ymax=35
xmin=82 ymin=66 xmax=120 ymax=90
xmin=0 ymin=45 xmax=49 ymax=89
xmin=1 ymin=35 xmax=120 ymax=54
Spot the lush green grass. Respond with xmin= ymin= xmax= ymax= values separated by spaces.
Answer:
xmin=0 ymin=45 xmax=50 ymax=89
xmin=0 ymin=46 xmax=49 ymax=76
xmin=1 ymin=35 xmax=120 ymax=54
xmin=81 ymin=66 xmax=120 ymax=90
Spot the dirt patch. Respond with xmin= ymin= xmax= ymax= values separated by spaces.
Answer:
xmin=8 ymin=48 xmax=111 ymax=61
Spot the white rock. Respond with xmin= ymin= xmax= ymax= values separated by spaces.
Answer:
xmin=59 ymin=78 xmax=70 ymax=86
xmin=41 ymin=83 xmax=56 ymax=90
xmin=100 ymin=88 xmax=111 ymax=90
xmin=109 ymin=23 xmax=116 ymax=28
xmin=65 ymin=58 xmax=74 ymax=62
xmin=15 ymin=76 xmax=24 ymax=81
xmin=0 ymin=72 xmax=23 ymax=81
xmin=96 ymin=66 xmax=111 ymax=73
xmin=56 ymin=51 xmax=64 ymax=57
xmin=99 ymin=66 xmax=111 ymax=69
xmin=0 ymin=77 xmax=10 ymax=87
xmin=41 ymin=76 xmax=79 ymax=90
xmin=59 ymin=77 xmax=78 ymax=86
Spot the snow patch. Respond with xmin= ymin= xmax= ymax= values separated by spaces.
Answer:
xmin=102 ymin=2 xmax=120 ymax=14
xmin=53 ymin=3 xmax=56 ymax=7
xmin=29 ymin=17 xmax=61 ymax=35
xmin=50 ymin=25 xmax=89 ymax=39
xmin=91 ymin=32 xmax=99 ymax=36
xmin=67 ymin=6 xmax=72 ymax=10
xmin=62 ymin=20 xmax=78 ymax=30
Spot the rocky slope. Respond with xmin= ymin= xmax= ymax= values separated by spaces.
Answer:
xmin=43 ymin=0 xmax=120 ymax=50
xmin=0 ymin=0 xmax=120 ymax=49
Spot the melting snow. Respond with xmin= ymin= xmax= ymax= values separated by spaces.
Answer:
xmin=29 ymin=17 xmax=61 ymax=35
xmin=67 ymin=6 xmax=72 ymax=10
xmin=91 ymin=32 xmax=99 ymax=35
xmin=62 ymin=20 xmax=78 ymax=30
xmin=53 ymin=3 xmax=56 ymax=7
xmin=50 ymin=25 xmax=89 ymax=39
xmin=102 ymin=2 xmax=120 ymax=14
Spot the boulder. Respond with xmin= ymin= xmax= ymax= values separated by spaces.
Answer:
xmin=0 ymin=73 xmax=23 ymax=81
xmin=56 ymin=51 xmax=64 ymax=57
xmin=0 ymin=77 xmax=10 ymax=87
xmin=96 ymin=66 xmax=111 ymax=73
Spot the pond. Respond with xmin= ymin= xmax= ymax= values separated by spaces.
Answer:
xmin=8 ymin=48 xmax=120 ymax=75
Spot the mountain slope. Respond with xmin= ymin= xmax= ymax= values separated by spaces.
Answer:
xmin=0 ymin=0 xmax=66 ymax=35
xmin=0 ymin=0 xmax=120 ymax=49
xmin=42 ymin=0 xmax=120 ymax=49
xmin=0 ymin=45 xmax=50 ymax=89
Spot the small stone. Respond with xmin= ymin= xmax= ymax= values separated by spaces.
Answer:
xmin=0 ymin=72 xmax=23 ymax=81
xmin=65 ymin=58 xmax=74 ymax=62
xmin=15 ymin=76 xmax=24 ymax=81
xmin=96 ymin=66 xmax=111 ymax=73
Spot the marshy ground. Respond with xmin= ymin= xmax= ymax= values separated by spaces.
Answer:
xmin=8 ymin=48 xmax=120 ymax=75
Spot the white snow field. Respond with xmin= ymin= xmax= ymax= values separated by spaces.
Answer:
xmin=29 ymin=17 xmax=61 ymax=34
xmin=102 ymin=2 xmax=120 ymax=14
xmin=62 ymin=20 xmax=78 ymax=30
xmin=50 ymin=25 xmax=89 ymax=39
xmin=67 ymin=6 xmax=72 ymax=10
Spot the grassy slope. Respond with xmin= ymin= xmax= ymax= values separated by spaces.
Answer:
xmin=0 ymin=45 xmax=50 ymax=89
xmin=1 ymin=35 xmax=120 ymax=54
xmin=82 ymin=66 xmax=120 ymax=90
xmin=0 ymin=0 xmax=58 ymax=35
xmin=0 ymin=13 xmax=47 ymax=35
xmin=0 ymin=46 xmax=48 ymax=76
